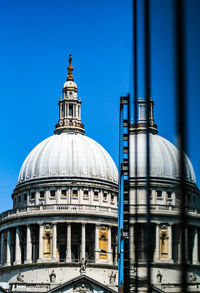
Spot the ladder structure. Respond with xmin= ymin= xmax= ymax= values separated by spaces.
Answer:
xmin=118 ymin=95 xmax=130 ymax=293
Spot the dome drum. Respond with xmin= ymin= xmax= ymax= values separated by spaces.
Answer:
xmin=12 ymin=183 xmax=118 ymax=212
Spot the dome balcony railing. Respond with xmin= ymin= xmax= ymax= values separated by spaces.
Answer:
xmin=128 ymin=204 xmax=200 ymax=216
xmin=55 ymin=121 xmax=84 ymax=129
xmin=0 ymin=203 xmax=199 ymax=223
xmin=0 ymin=204 xmax=118 ymax=221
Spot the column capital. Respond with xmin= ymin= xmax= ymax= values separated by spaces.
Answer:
xmin=168 ymin=223 xmax=174 ymax=226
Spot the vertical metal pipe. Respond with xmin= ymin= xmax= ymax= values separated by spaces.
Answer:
xmin=133 ymin=0 xmax=138 ymax=292
xmin=144 ymin=0 xmax=151 ymax=291
xmin=174 ymin=0 xmax=187 ymax=292
xmin=127 ymin=94 xmax=130 ymax=292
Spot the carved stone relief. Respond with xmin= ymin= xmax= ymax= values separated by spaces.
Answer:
xmin=108 ymin=271 xmax=116 ymax=285
xmin=73 ymin=282 xmax=93 ymax=293
xmin=17 ymin=272 xmax=24 ymax=282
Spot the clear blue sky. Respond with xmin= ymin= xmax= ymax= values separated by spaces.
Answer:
xmin=0 ymin=0 xmax=200 ymax=213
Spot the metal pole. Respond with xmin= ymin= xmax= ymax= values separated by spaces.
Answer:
xmin=174 ymin=0 xmax=187 ymax=292
xmin=144 ymin=0 xmax=151 ymax=291
xmin=133 ymin=0 xmax=138 ymax=292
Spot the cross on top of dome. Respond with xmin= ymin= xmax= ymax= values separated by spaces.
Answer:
xmin=67 ymin=54 xmax=74 ymax=81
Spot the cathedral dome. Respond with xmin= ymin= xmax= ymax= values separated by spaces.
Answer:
xmin=18 ymin=132 xmax=118 ymax=184
xmin=130 ymin=132 xmax=196 ymax=184
xmin=18 ymin=55 xmax=118 ymax=186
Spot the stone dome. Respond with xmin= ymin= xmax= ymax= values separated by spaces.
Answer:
xmin=130 ymin=132 xmax=196 ymax=184
xmin=18 ymin=132 xmax=118 ymax=185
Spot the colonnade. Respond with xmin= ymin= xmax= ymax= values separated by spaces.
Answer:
xmin=0 ymin=223 xmax=118 ymax=267
xmin=129 ymin=223 xmax=200 ymax=264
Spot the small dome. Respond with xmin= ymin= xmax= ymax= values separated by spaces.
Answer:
xmin=63 ymin=80 xmax=77 ymax=89
xmin=18 ymin=133 xmax=118 ymax=185
xmin=130 ymin=133 xmax=196 ymax=184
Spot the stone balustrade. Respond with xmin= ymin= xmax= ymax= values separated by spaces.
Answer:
xmin=1 ymin=204 xmax=200 ymax=223
xmin=0 ymin=204 xmax=118 ymax=222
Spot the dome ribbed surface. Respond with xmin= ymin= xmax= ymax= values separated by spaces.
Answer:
xmin=18 ymin=133 xmax=118 ymax=184
xmin=130 ymin=133 xmax=196 ymax=183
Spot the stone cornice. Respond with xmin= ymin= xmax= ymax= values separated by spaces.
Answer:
xmin=13 ymin=177 xmax=118 ymax=195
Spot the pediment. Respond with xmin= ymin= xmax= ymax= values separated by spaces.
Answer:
xmin=47 ymin=275 xmax=117 ymax=293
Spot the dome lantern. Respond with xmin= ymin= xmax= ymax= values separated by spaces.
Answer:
xmin=54 ymin=54 xmax=85 ymax=135
xmin=131 ymin=98 xmax=158 ymax=134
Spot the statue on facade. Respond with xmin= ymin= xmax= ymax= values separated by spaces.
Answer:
xmin=156 ymin=270 xmax=162 ymax=283
xmin=49 ymin=270 xmax=56 ymax=282
xmin=79 ymin=258 xmax=87 ymax=275
xmin=108 ymin=271 xmax=116 ymax=285
xmin=190 ymin=273 xmax=197 ymax=283
xmin=73 ymin=282 xmax=92 ymax=292
xmin=17 ymin=272 xmax=24 ymax=282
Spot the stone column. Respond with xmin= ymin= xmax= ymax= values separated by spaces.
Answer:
xmin=52 ymin=224 xmax=57 ymax=261
xmin=66 ymin=223 xmax=71 ymax=262
xmin=168 ymin=224 xmax=172 ymax=261
xmin=25 ymin=225 xmax=32 ymax=264
xmin=114 ymin=243 xmax=118 ymax=265
xmin=193 ymin=227 xmax=198 ymax=264
xmin=129 ymin=224 xmax=135 ymax=260
xmin=129 ymin=225 xmax=135 ymax=277
xmin=59 ymin=102 xmax=62 ymax=119
xmin=66 ymin=104 xmax=68 ymax=117
xmin=178 ymin=229 xmax=181 ymax=263
xmin=38 ymin=224 xmax=43 ymax=262
xmin=14 ymin=227 xmax=21 ymax=265
xmin=185 ymin=226 xmax=188 ymax=263
xmin=81 ymin=224 xmax=86 ymax=260
xmin=95 ymin=225 xmax=99 ymax=263
xmin=6 ymin=230 xmax=11 ymax=266
xmin=108 ymin=226 xmax=112 ymax=264
xmin=0 ymin=231 xmax=4 ymax=265
xmin=156 ymin=223 xmax=160 ymax=261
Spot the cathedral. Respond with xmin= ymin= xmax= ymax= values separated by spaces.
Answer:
xmin=0 ymin=56 xmax=118 ymax=292
xmin=0 ymin=56 xmax=200 ymax=293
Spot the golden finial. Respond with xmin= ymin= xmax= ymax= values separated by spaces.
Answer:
xmin=67 ymin=54 xmax=74 ymax=81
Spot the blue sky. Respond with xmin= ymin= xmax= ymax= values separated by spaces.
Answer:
xmin=0 ymin=0 xmax=200 ymax=213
